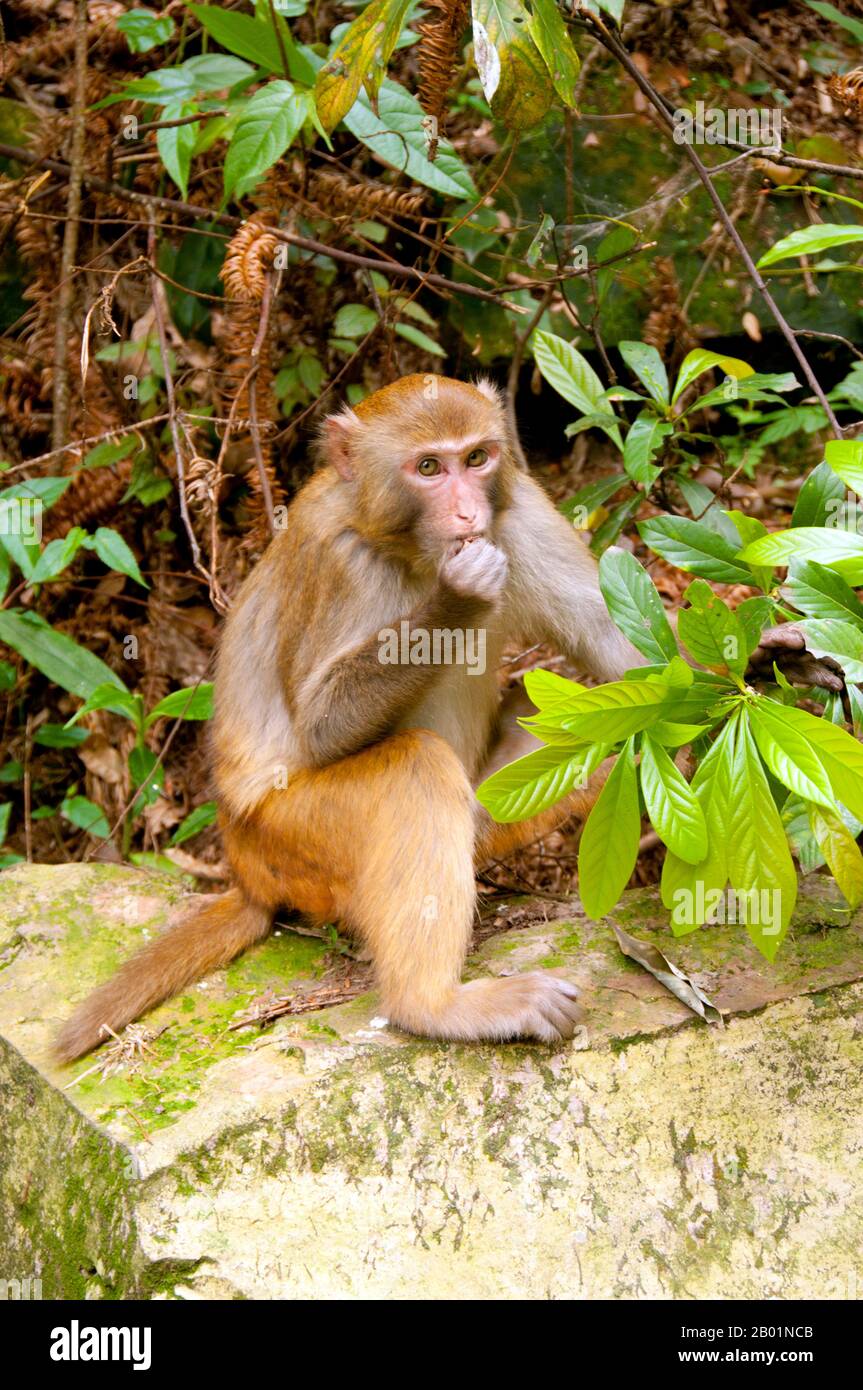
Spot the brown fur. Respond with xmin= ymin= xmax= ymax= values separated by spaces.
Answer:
xmin=57 ymin=376 xmax=644 ymax=1061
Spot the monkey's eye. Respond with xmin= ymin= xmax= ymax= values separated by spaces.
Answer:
xmin=417 ymin=457 xmax=441 ymax=477
xmin=466 ymin=448 xmax=489 ymax=467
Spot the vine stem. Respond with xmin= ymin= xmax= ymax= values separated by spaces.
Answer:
xmin=586 ymin=15 xmax=843 ymax=439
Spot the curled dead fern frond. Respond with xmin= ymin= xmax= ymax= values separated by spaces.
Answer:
xmin=312 ymin=169 xmax=427 ymax=221
xmin=185 ymin=453 xmax=221 ymax=517
xmin=221 ymin=220 xmax=280 ymax=300
xmin=417 ymin=0 xmax=470 ymax=159
xmin=218 ymin=224 xmax=285 ymax=553
xmin=829 ymin=68 xmax=863 ymax=115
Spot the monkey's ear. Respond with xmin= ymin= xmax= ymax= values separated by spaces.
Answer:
xmin=323 ymin=409 xmax=360 ymax=481
xmin=474 ymin=376 xmax=504 ymax=408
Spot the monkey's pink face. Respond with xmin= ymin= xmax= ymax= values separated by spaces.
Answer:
xmin=401 ymin=438 xmax=502 ymax=542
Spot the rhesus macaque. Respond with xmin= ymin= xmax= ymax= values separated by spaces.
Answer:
xmin=57 ymin=374 xmax=647 ymax=1062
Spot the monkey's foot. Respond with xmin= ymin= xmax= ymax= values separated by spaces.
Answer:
xmin=477 ymin=972 xmax=581 ymax=1043
xmin=391 ymin=973 xmax=581 ymax=1044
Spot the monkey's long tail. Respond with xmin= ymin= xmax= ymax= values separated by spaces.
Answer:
xmin=55 ymin=888 xmax=272 ymax=1063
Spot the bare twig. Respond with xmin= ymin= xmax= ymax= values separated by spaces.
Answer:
xmin=586 ymin=15 xmax=843 ymax=440
xmin=246 ymin=269 xmax=278 ymax=536
xmin=50 ymin=0 xmax=88 ymax=450
xmin=0 ymin=141 xmax=528 ymax=311
xmin=147 ymin=213 xmax=201 ymax=567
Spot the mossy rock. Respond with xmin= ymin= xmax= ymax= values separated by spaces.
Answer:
xmin=1 ymin=863 xmax=862 ymax=1298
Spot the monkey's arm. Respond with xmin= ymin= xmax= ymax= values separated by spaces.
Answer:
xmin=501 ymin=473 xmax=647 ymax=681
xmin=292 ymin=585 xmax=491 ymax=767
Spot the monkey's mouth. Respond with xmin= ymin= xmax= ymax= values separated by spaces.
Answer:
xmin=453 ymin=531 xmax=486 ymax=545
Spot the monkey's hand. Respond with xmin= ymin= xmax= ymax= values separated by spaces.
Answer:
xmin=746 ymin=623 xmax=845 ymax=693
xmin=439 ymin=538 xmax=508 ymax=603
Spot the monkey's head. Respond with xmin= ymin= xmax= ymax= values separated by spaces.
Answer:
xmin=322 ymin=375 xmax=515 ymax=558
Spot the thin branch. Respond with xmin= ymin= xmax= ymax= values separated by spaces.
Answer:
xmin=50 ymin=0 xmax=88 ymax=450
xmin=147 ymin=213 xmax=201 ymax=568
xmin=0 ymin=141 xmax=529 ymax=311
xmin=586 ymin=15 xmax=843 ymax=440
xmin=506 ymin=286 xmax=554 ymax=469
xmin=246 ymin=269 xmax=278 ymax=536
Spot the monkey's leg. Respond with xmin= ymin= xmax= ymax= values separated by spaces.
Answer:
xmin=243 ymin=729 xmax=580 ymax=1043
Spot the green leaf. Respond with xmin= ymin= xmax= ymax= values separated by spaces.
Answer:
xmin=748 ymin=699 xmax=838 ymax=809
xmin=598 ymin=547 xmax=678 ymax=664
xmin=129 ymin=745 xmax=165 ymax=810
xmin=187 ymin=4 xmax=287 ymax=73
xmin=677 ymin=579 xmax=748 ymax=675
xmin=333 ymin=303 xmax=378 ymax=339
xmin=0 ymin=801 xmax=10 ymax=845
xmin=640 ymin=733 xmax=707 ymax=864
xmin=619 ymin=341 xmax=669 ymax=408
xmin=526 ymin=0 xmax=580 ymax=108
xmin=90 ymin=527 xmax=148 ymax=587
xmin=344 ymin=79 xmax=476 ymax=199
xmin=808 ymin=803 xmax=863 ymax=909
xmin=726 ymin=716 xmax=797 ymax=959
xmin=146 ymin=683 xmax=214 ymax=723
xmin=33 ymin=723 xmax=90 ymax=749
xmin=797 ymin=618 xmax=863 ymax=683
xmin=65 ymin=681 xmax=143 ymax=727
xmin=782 ymin=793 xmax=826 ymax=873
xmin=472 ymin=0 xmax=555 ymax=130
xmin=689 ymin=371 xmax=800 ymax=414
xmin=315 ymin=0 xmax=412 ymax=133
xmin=0 ymin=611 xmax=127 ymax=701
xmin=60 ymin=794 xmax=111 ymax=840
xmin=804 ymin=0 xmax=863 ymax=38
xmin=532 ymin=330 xmax=622 ymax=448
xmin=595 ymin=224 xmax=637 ymax=304
xmin=739 ymin=526 xmax=863 ymax=582
xmin=661 ymin=721 xmax=735 ymax=934
xmin=757 ymin=223 xmax=863 ymax=269
xmin=578 ymin=738 xmax=640 ymax=919
xmin=671 ymin=349 xmax=754 ymax=404
xmin=622 ymin=411 xmax=672 ymax=486
xmin=735 ymin=595 xmax=776 ymax=656
xmin=158 ymin=100 xmax=197 ymax=198
xmin=589 ymin=495 xmax=641 ymax=552
xmin=30 ymin=528 xmax=87 ymax=584
xmin=476 ymin=743 xmax=610 ymax=823
xmin=117 ymin=7 xmax=175 ymax=53
xmin=95 ymin=55 xmax=255 ymax=108
xmin=638 ymin=515 xmax=754 ymax=585
xmin=768 ymin=701 xmax=863 ymax=823
xmin=224 ymin=81 xmax=307 ymax=199
xmin=825 ymin=438 xmax=863 ymax=498
xmin=170 ymin=800 xmax=218 ymax=845
xmin=523 ymin=669 xmax=586 ymax=709
xmin=784 ymin=559 xmax=863 ymax=627
xmin=559 ymin=473 xmax=626 ymax=523
xmin=394 ymin=323 xmax=445 ymax=357
xmin=791 ymin=459 xmax=848 ymax=528
xmin=650 ymin=720 xmax=711 ymax=747
xmin=521 ymin=675 xmax=678 ymax=742
xmin=0 ymin=476 xmax=71 ymax=509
